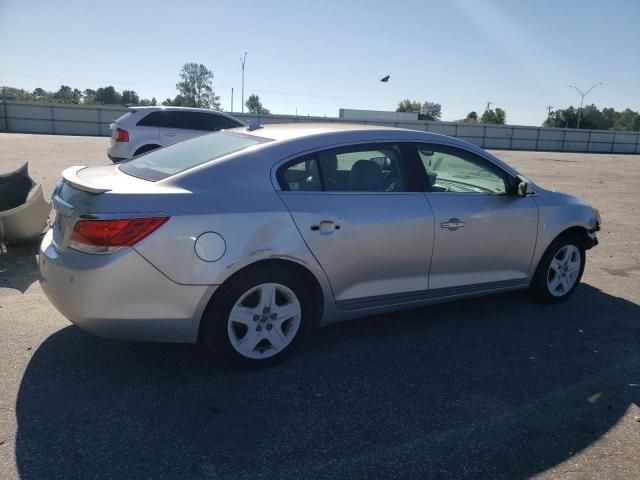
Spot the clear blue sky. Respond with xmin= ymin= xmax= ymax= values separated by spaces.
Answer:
xmin=1 ymin=0 xmax=638 ymax=126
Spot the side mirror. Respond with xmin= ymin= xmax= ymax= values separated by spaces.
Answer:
xmin=516 ymin=175 xmax=534 ymax=197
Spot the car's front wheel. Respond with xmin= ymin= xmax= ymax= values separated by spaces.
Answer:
xmin=201 ymin=267 xmax=312 ymax=369
xmin=530 ymin=235 xmax=586 ymax=303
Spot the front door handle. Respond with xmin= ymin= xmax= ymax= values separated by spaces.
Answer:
xmin=441 ymin=218 xmax=465 ymax=230
xmin=311 ymin=220 xmax=341 ymax=234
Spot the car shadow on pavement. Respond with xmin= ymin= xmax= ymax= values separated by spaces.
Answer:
xmin=0 ymin=239 xmax=40 ymax=293
xmin=15 ymin=284 xmax=640 ymax=479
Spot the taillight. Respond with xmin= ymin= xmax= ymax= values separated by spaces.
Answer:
xmin=115 ymin=127 xmax=129 ymax=142
xmin=70 ymin=217 xmax=169 ymax=254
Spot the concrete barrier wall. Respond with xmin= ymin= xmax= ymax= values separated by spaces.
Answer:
xmin=1 ymin=101 xmax=639 ymax=154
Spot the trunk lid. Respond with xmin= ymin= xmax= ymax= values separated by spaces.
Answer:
xmin=51 ymin=164 xmax=177 ymax=252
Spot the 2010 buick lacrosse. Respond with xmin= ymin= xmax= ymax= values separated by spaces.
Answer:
xmin=39 ymin=123 xmax=600 ymax=368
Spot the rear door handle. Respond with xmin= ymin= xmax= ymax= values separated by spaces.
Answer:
xmin=441 ymin=218 xmax=465 ymax=230
xmin=164 ymin=132 xmax=176 ymax=137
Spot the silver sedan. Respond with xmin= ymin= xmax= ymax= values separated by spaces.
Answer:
xmin=39 ymin=124 xmax=600 ymax=368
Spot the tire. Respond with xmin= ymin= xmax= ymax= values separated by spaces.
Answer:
xmin=133 ymin=144 xmax=161 ymax=157
xmin=200 ymin=266 xmax=313 ymax=369
xmin=530 ymin=234 xmax=586 ymax=303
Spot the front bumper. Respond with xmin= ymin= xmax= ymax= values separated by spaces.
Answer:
xmin=39 ymin=229 xmax=212 ymax=343
xmin=585 ymin=223 xmax=600 ymax=250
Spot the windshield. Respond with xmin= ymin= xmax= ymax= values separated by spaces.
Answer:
xmin=119 ymin=131 xmax=270 ymax=181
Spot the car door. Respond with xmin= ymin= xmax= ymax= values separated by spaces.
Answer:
xmin=416 ymin=143 xmax=538 ymax=292
xmin=159 ymin=111 xmax=206 ymax=146
xmin=276 ymin=142 xmax=435 ymax=309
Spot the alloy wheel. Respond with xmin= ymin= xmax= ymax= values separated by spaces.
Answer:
xmin=227 ymin=283 xmax=302 ymax=359
xmin=547 ymin=244 xmax=581 ymax=297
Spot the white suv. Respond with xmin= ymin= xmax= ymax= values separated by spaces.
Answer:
xmin=107 ymin=106 xmax=246 ymax=162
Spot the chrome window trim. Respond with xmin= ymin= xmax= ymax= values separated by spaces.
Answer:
xmin=77 ymin=211 xmax=170 ymax=221
xmin=269 ymin=137 xmax=517 ymax=192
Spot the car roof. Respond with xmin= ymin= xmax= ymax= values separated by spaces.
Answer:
xmin=231 ymin=122 xmax=459 ymax=144
xmin=222 ymin=123 xmax=520 ymax=177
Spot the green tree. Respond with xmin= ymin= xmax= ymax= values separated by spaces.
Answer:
xmin=83 ymin=89 xmax=97 ymax=104
xmin=1 ymin=86 xmax=32 ymax=101
xmin=121 ymin=90 xmax=140 ymax=105
xmin=162 ymin=95 xmax=188 ymax=107
xmin=480 ymin=109 xmax=496 ymax=124
xmin=480 ymin=107 xmax=507 ymax=124
xmin=463 ymin=111 xmax=478 ymax=123
xmin=94 ymin=86 xmax=122 ymax=105
xmin=139 ymin=97 xmax=157 ymax=106
xmin=32 ymin=87 xmax=53 ymax=102
xmin=53 ymin=85 xmax=79 ymax=104
xmin=176 ymin=62 xmax=220 ymax=109
xmin=420 ymin=101 xmax=442 ymax=120
xmin=397 ymin=99 xmax=441 ymax=120
xmin=542 ymin=105 xmax=640 ymax=131
xmin=494 ymin=107 xmax=506 ymax=124
xmin=396 ymin=99 xmax=421 ymax=113
xmin=245 ymin=94 xmax=270 ymax=114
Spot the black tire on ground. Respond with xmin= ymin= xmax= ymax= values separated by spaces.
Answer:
xmin=133 ymin=144 xmax=161 ymax=156
xmin=200 ymin=266 xmax=314 ymax=369
xmin=529 ymin=234 xmax=586 ymax=303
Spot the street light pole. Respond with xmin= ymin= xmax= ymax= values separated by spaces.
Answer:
xmin=569 ymin=82 xmax=603 ymax=129
xmin=240 ymin=52 xmax=248 ymax=113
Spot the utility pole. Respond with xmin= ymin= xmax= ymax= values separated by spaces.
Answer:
xmin=231 ymin=88 xmax=234 ymax=113
xmin=569 ymin=82 xmax=603 ymax=129
xmin=240 ymin=51 xmax=248 ymax=113
xmin=546 ymin=105 xmax=554 ymax=116
xmin=484 ymin=101 xmax=493 ymax=113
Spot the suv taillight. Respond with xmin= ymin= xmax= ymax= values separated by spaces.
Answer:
xmin=70 ymin=217 xmax=169 ymax=254
xmin=115 ymin=127 xmax=129 ymax=142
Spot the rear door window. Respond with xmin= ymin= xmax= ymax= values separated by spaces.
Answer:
xmin=137 ymin=111 xmax=243 ymax=131
xmin=279 ymin=157 xmax=322 ymax=191
xmin=278 ymin=143 xmax=411 ymax=192
xmin=204 ymin=114 xmax=241 ymax=131
xmin=137 ymin=111 xmax=170 ymax=127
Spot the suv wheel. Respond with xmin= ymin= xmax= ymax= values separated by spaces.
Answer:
xmin=134 ymin=144 xmax=161 ymax=156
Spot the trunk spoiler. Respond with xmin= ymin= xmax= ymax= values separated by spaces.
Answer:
xmin=62 ymin=166 xmax=111 ymax=194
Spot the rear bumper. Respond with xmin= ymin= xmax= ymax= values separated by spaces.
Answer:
xmin=38 ymin=229 xmax=213 ymax=343
xmin=107 ymin=153 xmax=127 ymax=163
xmin=106 ymin=142 xmax=130 ymax=163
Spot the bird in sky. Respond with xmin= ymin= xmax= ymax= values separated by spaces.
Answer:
xmin=380 ymin=75 xmax=390 ymax=82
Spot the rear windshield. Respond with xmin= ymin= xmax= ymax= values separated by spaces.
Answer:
xmin=113 ymin=111 xmax=132 ymax=123
xmin=119 ymin=131 xmax=270 ymax=181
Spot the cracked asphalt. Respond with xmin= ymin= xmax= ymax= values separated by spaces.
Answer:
xmin=1 ymin=133 xmax=639 ymax=479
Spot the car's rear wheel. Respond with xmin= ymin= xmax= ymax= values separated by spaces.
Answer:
xmin=201 ymin=267 xmax=313 ymax=369
xmin=134 ymin=144 xmax=161 ymax=156
xmin=530 ymin=235 xmax=585 ymax=303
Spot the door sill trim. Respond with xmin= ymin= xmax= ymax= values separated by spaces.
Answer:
xmin=335 ymin=279 xmax=530 ymax=311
